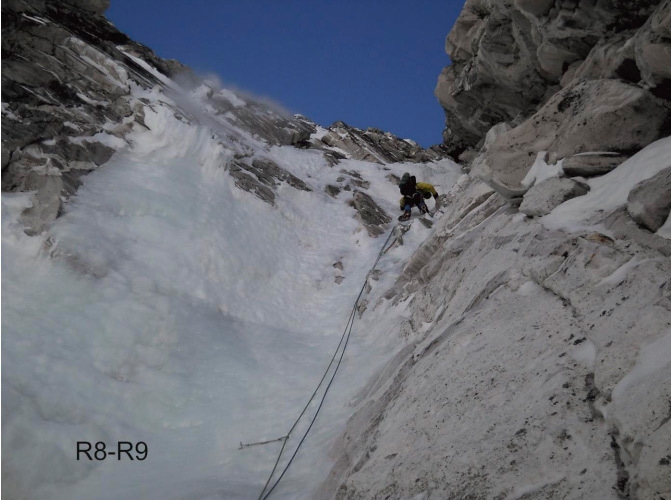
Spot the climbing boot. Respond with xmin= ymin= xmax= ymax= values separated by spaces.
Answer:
xmin=398 ymin=211 xmax=411 ymax=222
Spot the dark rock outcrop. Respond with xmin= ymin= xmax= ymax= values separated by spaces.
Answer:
xmin=349 ymin=190 xmax=392 ymax=237
xmin=229 ymin=157 xmax=311 ymax=206
xmin=324 ymin=185 xmax=342 ymax=198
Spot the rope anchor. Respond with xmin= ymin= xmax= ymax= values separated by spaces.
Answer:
xmin=239 ymin=436 xmax=288 ymax=450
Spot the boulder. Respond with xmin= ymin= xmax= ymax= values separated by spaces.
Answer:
xmin=561 ymin=153 xmax=628 ymax=177
xmin=519 ymin=177 xmax=589 ymax=217
xmin=548 ymin=80 xmax=668 ymax=160
xmin=627 ymin=166 xmax=671 ymax=231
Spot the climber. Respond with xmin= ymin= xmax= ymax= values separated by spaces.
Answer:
xmin=398 ymin=172 xmax=439 ymax=221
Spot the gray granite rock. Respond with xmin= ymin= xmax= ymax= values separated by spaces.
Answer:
xmin=474 ymin=79 xmax=669 ymax=198
xmin=634 ymin=0 xmax=671 ymax=97
xmin=627 ymin=166 xmax=671 ymax=231
xmin=228 ymin=163 xmax=276 ymax=206
xmin=435 ymin=0 xmax=667 ymax=157
xmin=62 ymin=0 xmax=110 ymax=14
xmin=249 ymin=158 xmax=311 ymax=192
xmin=519 ymin=177 xmax=589 ymax=217
xmin=339 ymin=169 xmax=370 ymax=190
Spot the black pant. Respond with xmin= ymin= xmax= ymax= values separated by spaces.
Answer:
xmin=403 ymin=192 xmax=423 ymax=209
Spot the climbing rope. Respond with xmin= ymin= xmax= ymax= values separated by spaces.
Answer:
xmin=256 ymin=226 xmax=399 ymax=499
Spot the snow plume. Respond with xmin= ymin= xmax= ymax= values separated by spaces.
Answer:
xmin=185 ymin=71 xmax=297 ymax=118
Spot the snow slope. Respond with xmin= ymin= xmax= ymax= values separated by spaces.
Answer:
xmin=1 ymin=79 xmax=460 ymax=499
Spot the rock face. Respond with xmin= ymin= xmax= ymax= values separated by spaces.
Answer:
xmin=472 ymin=79 xmax=669 ymax=197
xmin=201 ymin=88 xmax=317 ymax=147
xmin=62 ymin=0 xmax=110 ymax=14
xmin=321 ymin=176 xmax=671 ymax=499
xmin=627 ymin=166 xmax=671 ymax=231
xmin=435 ymin=0 xmax=671 ymax=164
xmin=4 ymin=2 xmax=670 ymax=499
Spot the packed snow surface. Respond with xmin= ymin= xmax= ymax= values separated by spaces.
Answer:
xmin=2 ymin=83 xmax=460 ymax=499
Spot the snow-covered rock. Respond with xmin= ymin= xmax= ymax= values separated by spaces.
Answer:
xmin=321 ymin=174 xmax=671 ymax=499
xmin=2 ymin=5 xmax=462 ymax=500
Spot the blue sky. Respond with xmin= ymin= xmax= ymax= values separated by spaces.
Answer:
xmin=106 ymin=1 xmax=464 ymax=148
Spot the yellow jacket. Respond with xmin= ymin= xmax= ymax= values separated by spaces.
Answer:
xmin=399 ymin=182 xmax=438 ymax=210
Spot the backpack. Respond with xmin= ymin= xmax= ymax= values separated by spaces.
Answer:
xmin=399 ymin=174 xmax=416 ymax=196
